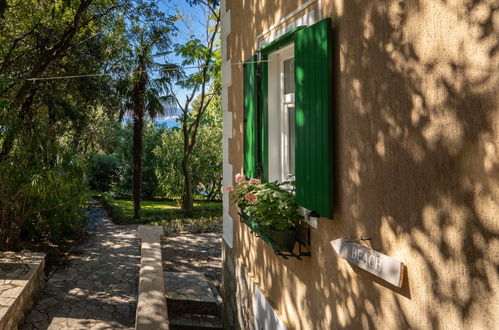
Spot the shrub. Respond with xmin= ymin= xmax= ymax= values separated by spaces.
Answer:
xmin=100 ymin=192 xmax=125 ymax=223
xmin=153 ymin=216 xmax=222 ymax=236
xmin=113 ymin=121 xmax=163 ymax=199
xmin=1 ymin=153 xmax=89 ymax=249
xmin=87 ymin=154 xmax=120 ymax=192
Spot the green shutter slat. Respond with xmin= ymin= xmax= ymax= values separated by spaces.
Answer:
xmin=244 ymin=55 xmax=258 ymax=179
xmin=295 ymin=18 xmax=334 ymax=219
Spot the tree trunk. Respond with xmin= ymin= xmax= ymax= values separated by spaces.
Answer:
xmin=132 ymin=112 xmax=143 ymax=220
xmin=182 ymin=153 xmax=194 ymax=218
xmin=132 ymin=61 xmax=146 ymax=220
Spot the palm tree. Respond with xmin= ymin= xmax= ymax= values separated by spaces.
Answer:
xmin=119 ymin=24 xmax=176 ymax=220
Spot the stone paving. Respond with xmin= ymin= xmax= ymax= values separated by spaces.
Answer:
xmin=161 ymin=234 xmax=222 ymax=286
xmin=163 ymin=272 xmax=216 ymax=303
xmin=21 ymin=202 xmax=140 ymax=330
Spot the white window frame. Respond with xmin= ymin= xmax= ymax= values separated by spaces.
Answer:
xmin=268 ymin=44 xmax=295 ymax=184
xmin=267 ymin=44 xmax=318 ymax=229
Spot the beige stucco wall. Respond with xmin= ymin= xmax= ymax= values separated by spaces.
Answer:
xmin=225 ymin=0 xmax=499 ymax=329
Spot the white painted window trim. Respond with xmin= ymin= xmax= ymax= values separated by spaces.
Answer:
xmin=257 ymin=0 xmax=319 ymax=42
xmin=280 ymin=46 xmax=295 ymax=183
xmin=259 ymin=10 xmax=317 ymax=48
xmin=300 ymin=206 xmax=318 ymax=228
xmin=267 ymin=44 xmax=295 ymax=183
xmin=221 ymin=4 xmax=233 ymax=248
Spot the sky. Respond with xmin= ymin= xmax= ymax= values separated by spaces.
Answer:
xmin=156 ymin=0 xmax=210 ymax=112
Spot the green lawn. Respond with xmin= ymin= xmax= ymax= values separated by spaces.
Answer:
xmin=100 ymin=196 xmax=222 ymax=234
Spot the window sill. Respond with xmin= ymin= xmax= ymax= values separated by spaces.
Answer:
xmin=299 ymin=207 xmax=318 ymax=229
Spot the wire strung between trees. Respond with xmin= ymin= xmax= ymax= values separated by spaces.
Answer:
xmin=0 ymin=59 xmax=273 ymax=83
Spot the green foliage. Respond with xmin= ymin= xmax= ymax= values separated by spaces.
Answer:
xmin=154 ymin=127 xmax=185 ymax=199
xmin=19 ymin=160 xmax=89 ymax=244
xmin=100 ymin=193 xmax=221 ymax=234
xmin=0 ymin=149 xmax=89 ymax=250
xmin=100 ymin=192 xmax=126 ymax=223
xmin=0 ymin=0 xmax=6 ymax=19
xmin=0 ymin=0 xmax=129 ymax=250
xmin=87 ymin=154 xmax=120 ymax=192
xmin=155 ymin=97 xmax=222 ymax=201
xmin=162 ymin=1 xmax=220 ymax=215
xmin=189 ymin=94 xmax=222 ymax=200
xmin=231 ymin=176 xmax=302 ymax=231
xmin=98 ymin=111 xmax=222 ymax=202
xmin=116 ymin=3 xmax=178 ymax=220
xmin=113 ymin=120 xmax=165 ymax=198
xmin=154 ymin=217 xmax=222 ymax=236
xmin=0 ymin=0 xmax=222 ymax=248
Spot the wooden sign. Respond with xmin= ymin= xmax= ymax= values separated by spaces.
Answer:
xmin=330 ymin=238 xmax=404 ymax=287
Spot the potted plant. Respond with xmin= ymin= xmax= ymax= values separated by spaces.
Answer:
xmin=227 ymin=173 xmax=302 ymax=251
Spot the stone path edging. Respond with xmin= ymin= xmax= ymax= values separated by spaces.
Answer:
xmin=0 ymin=252 xmax=45 ymax=330
xmin=136 ymin=226 xmax=169 ymax=330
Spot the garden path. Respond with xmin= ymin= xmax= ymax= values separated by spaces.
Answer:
xmin=21 ymin=201 xmax=140 ymax=330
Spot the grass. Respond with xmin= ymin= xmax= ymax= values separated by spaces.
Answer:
xmin=100 ymin=194 xmax=222 ymax=235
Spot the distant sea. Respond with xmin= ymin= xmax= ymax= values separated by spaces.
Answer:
xmin=155 ymin=118 xmax=179 ymax=129
xmin=155 ymin=109 xmax=181 ymax=129
xmin=123 ymin=108 xmax=181 ymax=129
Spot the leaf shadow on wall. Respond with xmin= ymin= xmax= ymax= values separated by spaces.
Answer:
xmin=312 ymin=0 xmax=498 ymax=329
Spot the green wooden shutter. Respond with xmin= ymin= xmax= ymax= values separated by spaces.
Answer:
xmin=244 ymin=55 xmax=258 ymax=179
xmin=295 ymin=18 xmax=334 ymax=219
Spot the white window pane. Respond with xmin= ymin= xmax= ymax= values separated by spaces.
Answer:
xmin=284 ymin=58 xmax=294 ymax=94
xmin=289 ymin=106 xmax=295 ymax=175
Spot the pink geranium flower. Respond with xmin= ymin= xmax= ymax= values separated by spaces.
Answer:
xmin=235 ymin=173 xmax=245 ymax=183
xmin=226 ymin=185 xmax=233 ymax=192
xmin=245 ymin=193 xmax=257 ymax=203
xmin=249 ymin=178 xmax=261 ymax=184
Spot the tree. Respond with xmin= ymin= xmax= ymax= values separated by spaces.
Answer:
xmin=0 ymin=0 xmax=130 ymax=249
xmin=112 ymin=120 xmax=165 ymax=198
xmin=188 ymin=93 xmax=222 ymax=201
xmin=118 ymin=6 xmax=176 ymax=219
xmin=0 ymin=0 xmax=125 ymax=161
xmin=166 ymin=1 xmax=221 ymax=217
xmin=155 ymin=94 xmax=222 ymax=202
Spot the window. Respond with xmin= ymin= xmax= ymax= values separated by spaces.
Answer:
xmin=244 ymin=19 xmax=334 ymax=219
xmin=268 ymin=45 xmax=295 ymax=183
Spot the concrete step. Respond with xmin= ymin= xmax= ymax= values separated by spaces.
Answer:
xmin=169 ymin=313 xmax=223 ymax=330
xmin=164 ymin=271 xmax=221 ymax=317
xmin=167 ymin=296 xmax=218 ymax=316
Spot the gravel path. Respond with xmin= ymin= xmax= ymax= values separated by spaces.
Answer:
xmin=21 ymin=202 xmax=140 ymax=330
xmin=161 ymin=233 xmax=222 ymax=286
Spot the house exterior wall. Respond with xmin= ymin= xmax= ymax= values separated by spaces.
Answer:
xmin=222 ymin=0 xmax=499 ymax=329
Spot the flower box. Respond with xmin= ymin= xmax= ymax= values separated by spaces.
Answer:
xmin=232 ymin=174 xmax=310 ymax=259
xmin=239 ymin=212 xmax=310 ymax=259
xmin=257 ymin=228 xmax=297 ymax=252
